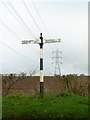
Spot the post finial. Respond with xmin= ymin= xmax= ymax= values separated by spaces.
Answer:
xmin=40 ymin=33 xmax=42 ymax=37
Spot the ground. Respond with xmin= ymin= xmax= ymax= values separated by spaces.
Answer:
xmin=2 ymin=93 xmax=89 ymax=119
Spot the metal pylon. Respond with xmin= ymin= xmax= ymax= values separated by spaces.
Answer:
xmin=52 ymin=50 xmax=62 ymax=76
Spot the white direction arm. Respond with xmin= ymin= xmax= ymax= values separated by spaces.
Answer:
xmin=22 ymin=39 xmax=61 ymax=44
xmin=22 ymin=39 xmax=40 ymax=44
xmin=44 ymin=39 xmax=61 ymax=44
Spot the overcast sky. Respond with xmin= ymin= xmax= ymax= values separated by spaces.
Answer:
xmin=0 ymin=0 xmax=88 ymax=75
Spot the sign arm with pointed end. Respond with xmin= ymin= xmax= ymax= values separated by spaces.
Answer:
xmin=44 ymin=38 xmax=61 ymax=44
xmin=22 ymin=33 xmax=61 ymax=97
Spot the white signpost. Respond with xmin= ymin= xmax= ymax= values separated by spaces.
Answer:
xmin=22 ymin=33 xmax=61 ymax=97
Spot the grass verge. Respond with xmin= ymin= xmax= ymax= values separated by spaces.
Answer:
xmin=2 ymin=93 xmax=89 ymax=119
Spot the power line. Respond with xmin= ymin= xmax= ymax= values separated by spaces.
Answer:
xmin=1 ymin=1 xmax=59 ymax=76
xmin=5 ymin=1 xmax=52 ymax=58
xmin=1 ymin=0 xmax=59 ymax=75
xmin=32 ymin=0 xmax=51 ymax=37
xmin=0 ymin=20 xmax=21 ymax=40
xmin=44 ymin=63 xmax=52 ymax=76
xmin=1 ymin=40 xmax=52 ymax=76
xmin=2 ymin=0 xmax=34 ymax=38
xmin=32 ymin=0 xmax=58 ymax=50
xmin=22 ymin=0 xmax=54 ymax=58
xmin=22 ymin=0 xmax=41 ymax=33
xmin=0 ymin=19 xmax=52 ymax=61
xmin=3 ymin=2 xmax=54 ymax=59
xmin=2 ymin=0 xmax=23 ymax=28
xmin=22 ymin=1 xmax=52 ymax=58
xmin=0 ymin=41 xmax=39 ymax=74
xmin=0 ymin=41 xmax=36 ymax=62
xmin=0 ymin=20 xmax=40 ymax=55
xmin=7 ymin=0 xmax=37 ymax=39
xmin=30 ymin=64 xmax=39 ymax=76
xmin=1 ymin=1 xmax=41 ymax=55
xmin=0 ymin=21 xmax=53 ymax=75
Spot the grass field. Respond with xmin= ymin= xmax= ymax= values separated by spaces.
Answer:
xmin=2 ymin=93 xmax=89 ymax=119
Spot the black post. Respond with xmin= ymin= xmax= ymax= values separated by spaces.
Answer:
xmin=39 ymin=33 xmax=44 ymax=97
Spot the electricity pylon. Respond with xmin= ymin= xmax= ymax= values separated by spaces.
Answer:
xmin=22 ymin=33 xmax=61 ymax=97
xmin=52 ymin=50 xmax=62 ymax=76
